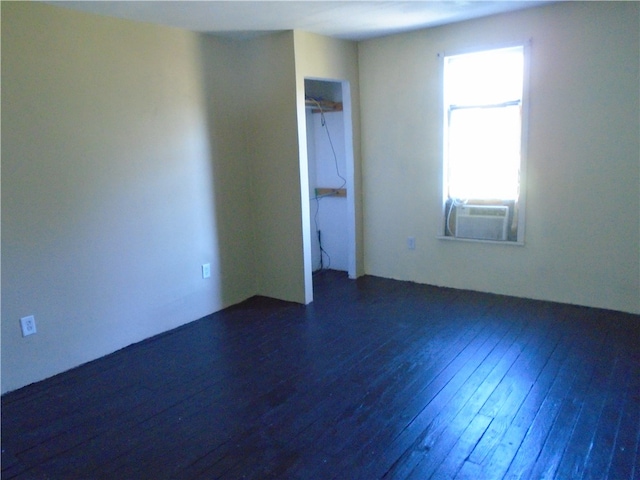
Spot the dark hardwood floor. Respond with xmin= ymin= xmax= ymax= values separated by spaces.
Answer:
xmin=2 ymin=271 xmax=639 ymax=479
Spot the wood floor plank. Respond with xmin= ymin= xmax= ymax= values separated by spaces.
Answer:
xmin=2 ymin=271 xmax=638 ymax=479
xmin=204 ymin=288 xmax=476 ymax=478
xmin=607 ymin=355 xmax=640 ymax=480
xmin=258 ymin=293 xmax=499 ymax=478
xmin=581 ymin=358 xmax=631 ymax=480
xmin=522 ymin=356 xmax=612 ymax=479
xmin=100 ymin=284 xmax=444 ymax=478
xmin=553 ymin=328 xmax=625 ymax=479
xmin=466 ymin=306 xmax=604 ymax=479
xmin=364 ymin=317 xmax=508 ymax=478
xmin=419 ymin=413 xmax=493 ymax=479
xmin=399 ymin=303 xmax=565 ymax=479
xmin=377 ymin=303 xmax=534 ymax=478
xmin=504 ymin=333 xmax=604 ymax=479
xmin=323 ymin=308 xmax=513 ymax=451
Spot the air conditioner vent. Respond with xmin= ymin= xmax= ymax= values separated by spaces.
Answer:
xmin=455 ymin=205 xmax=509 ymax=241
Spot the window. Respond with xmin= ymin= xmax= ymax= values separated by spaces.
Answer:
xmin=442 ymin=45 xmax=526 ymax=242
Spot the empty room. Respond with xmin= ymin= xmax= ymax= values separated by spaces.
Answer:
xmin=2 ymin=1 xmax=639 ymax=479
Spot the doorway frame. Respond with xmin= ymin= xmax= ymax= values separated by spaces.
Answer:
xmin=300 ymin=77 xmax=357 ymax=303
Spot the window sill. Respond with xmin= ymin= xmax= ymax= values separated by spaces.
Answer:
xmin=437 ymin=235 xmax=524 ymax=246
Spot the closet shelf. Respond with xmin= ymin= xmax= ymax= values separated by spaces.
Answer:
xmin=305 ymin=99 xmax=343 ymax=113
xmin=315 ymin=188 xmax=347 ymax=198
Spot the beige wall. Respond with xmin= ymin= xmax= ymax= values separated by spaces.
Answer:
xmin=359 ymin=2 xmax=640 ymax=313
xmin=1 ymin=3 xmax=254 ymax=392
xmin=196 ymin=32 xmax=309 ymax=305
xmin=196 ymin=36 xmax=258 ymax=303
xmin=241 ymin=33 xmax=307 ymax=304
xmin=1 ymin=3 xmax=236 ymax=392
xmin=3 ymin=1 xmax=638 ymax=394
xmin=0 ymin=3 xmax=288 ymax=393
xmin=2 ymin=2 xmax=327 ymax=393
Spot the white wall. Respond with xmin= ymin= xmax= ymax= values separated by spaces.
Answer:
xmin=308 ymin=110 xmax=349 ymax=271
xmin=359 ymin=2 xmax=640 ymax=313
xmin=306 ymin=110 xmax=322 ymax=270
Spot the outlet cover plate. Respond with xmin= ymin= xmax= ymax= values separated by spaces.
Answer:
xmin=20 ymin=315 xmax=37 ymax=337
xmin=202 ymin=263 xmax=211 ymax=279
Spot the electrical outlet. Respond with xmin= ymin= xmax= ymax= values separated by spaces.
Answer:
xmin=407 ymin=236 xmax=416 ymax=250
xmin=202 ymin=263 xmax=211 ymax=279
xmin=20 ymin=315 xmax=37 ymax=337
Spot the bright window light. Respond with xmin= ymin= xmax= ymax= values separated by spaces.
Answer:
xmin=444 ymin=46 xmax=524 ymax=201
xmin=441 ymin=45 xmax=527 ymax=242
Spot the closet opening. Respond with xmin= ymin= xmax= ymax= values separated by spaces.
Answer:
xmin=304 ymin=78 xmax=356 ymax=289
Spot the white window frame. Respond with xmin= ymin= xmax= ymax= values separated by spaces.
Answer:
xmin=438 ymin=42 xmax=531 ymax=245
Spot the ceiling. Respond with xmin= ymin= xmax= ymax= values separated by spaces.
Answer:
xmin=53 ymin=1 xmax=549 ymax=41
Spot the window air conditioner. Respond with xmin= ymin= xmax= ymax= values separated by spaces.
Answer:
xmin=455 ymin=205 xmax=509 ymax=241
